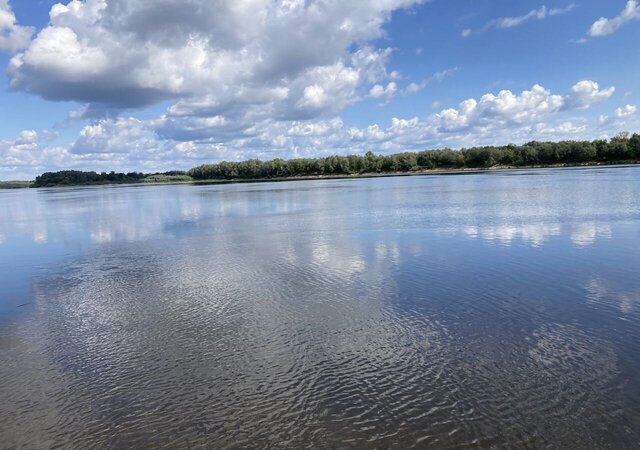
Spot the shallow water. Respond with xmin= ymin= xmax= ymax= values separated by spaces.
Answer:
xmin=1 ymin=166 xmax=640 ymax=448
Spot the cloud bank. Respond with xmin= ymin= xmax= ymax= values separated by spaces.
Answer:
xmin=1 ymin=79 xmax=626 ymax=179
xmin=0 ymin=1 xmax=634 ymax=180
xmin=8 ymin=0 xmax=422 ymax=119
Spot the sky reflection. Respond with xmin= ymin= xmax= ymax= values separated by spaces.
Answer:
xmin=0 ymin=167 xmax=638 ymax=250
xmin=1 ymin=167 xmax=640 ymax=448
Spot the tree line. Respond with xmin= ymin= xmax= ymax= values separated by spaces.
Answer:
xmin=188 ymin=134 xmax=640 ymax=180
xmin=32 ymin=170 xmax=187 ymax=187
xmin=29 ymin=133 xmax=640 ymax=186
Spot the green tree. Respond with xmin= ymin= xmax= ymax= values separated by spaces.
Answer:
xmin=629 ymin=133 xmax=640 ymax=158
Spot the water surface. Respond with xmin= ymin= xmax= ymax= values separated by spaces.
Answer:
xmin=1 ymin=166 xmax=640 ymax=448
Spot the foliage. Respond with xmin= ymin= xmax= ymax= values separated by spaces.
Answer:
xmin=188 ymin=134 xmax=640 ymax=180
xmin=32 ymin=170 xmax=189 ymax=187
xmin=27 ymin=134 xmax=640 ymax=186
xmin=0 ymin=180 xmax=33 ymax=189
xmin=33 ymin=171 xmax=147 ymax=187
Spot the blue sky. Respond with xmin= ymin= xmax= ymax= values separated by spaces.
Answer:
xmin=0 ymin=0 xmax=638 ymax=179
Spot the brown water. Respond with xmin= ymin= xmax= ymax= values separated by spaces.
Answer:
xmin=1 ymin=166 xmax=640 ymax=448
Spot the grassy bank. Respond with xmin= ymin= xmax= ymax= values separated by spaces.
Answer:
xmin=0 ymin=181 xmax=34 ymax=189
xmin=142 ymin=174 xmax=194 ymax=184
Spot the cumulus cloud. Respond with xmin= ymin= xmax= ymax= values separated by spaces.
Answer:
xmin=536 ymin=121 xmax=587 ymax=136
xmin=0 ymin=0 xmax=34 ymax=51
xmin=462 ymin=4 xmax=575 ymax=37
xmin=8 ymin=0 xmax=422 ymax=119
xmin=252 ymin=80 xmax=617 ymax=153
xmin=589 ymin=0 xmax=640 ymax=37
xmin=420 ymin=81 xmax=612 ymax=138
xmin=1 ymin=123 xmax=213 ymax=180
xmin=428 ymin=84 xmax=565 ymax=132
xmin=100 ymin=82 xmax=617 ymax=156
xmin=71 ymin=118 xmax=159 ymax=154
xmin=599 ymin=104 xmax=637 ymax=124
xmin=19 ymin=130 xmax=38 ymax=144
xmin=0 ymin=131 xmax=39 ymax=170
xmin=287 ymin=118 xmax=344 ymax=137
xmin=564 ymin=80 xmax=615 ymax=110
xmin=0 ymin=130 xmax=50 ymax=178
xmin=1 ymin=79 xmax=623 ymax=180
xmin=616 ymin=104 xmax=638 ymax=117
xmin=1 ymin=2 xmax=633 ymax=182
xmin=369 ymin=82 xmax=397 ymax=102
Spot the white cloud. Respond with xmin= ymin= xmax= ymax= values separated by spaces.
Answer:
xmin=287 ymin=118 xmax=344 ymax=137
xmin=536 ymin=121 xmax=587 ymax=135
xmin=1 ymin=79 xmax=624 ymax=180
xmin=0 ymin=0 xmax=34 ymax=52
xmin=599 ymin=104 xmax=637 ymax=124
xmin=403 ymin=82 xmax=424 ymax=96
xmin=589 ymin=0 xmax=640 ymax=37
xmin=369 ymin=82 xmax=397 ymax=102
xmin=1 ymin=122 xmax=207 ymax=180
xmin=318 ymin=80 xmax=613 ymax=151
xmin=428 ymin=84 xmax=566 ymax=133
xmin=0 ymin=130 xmax=54 ymax=178
xmin=614 ymin=104 xmax=637 ymax=118
xmin=462 ymin=4 xmax=575 ymax=37
xmin=19 ymin=130 xmax=38 ymax=144
xmin=549 ymin=5 xmax=577 ymax=16
xmin=8 ymin=0 xmax=423 ymax=119
xmin=71 ymin=118 xmax=158 ymax=154
xmin=494 ymin=6 xmax=549 ymax=28
xmin=570 ymin=37 xmax=589 ymax=44
xmin=401 ymin=67 xmax=459 ymax=96
xmin=389 ymin=70 xmax=402 ymax=81
xmin=413 ymin=81 xmax=610 ymax=140
xmin=564 ymin=80 xmax=615 ymax=110
xmin=294 ymin=63 xmax=361 ymax=113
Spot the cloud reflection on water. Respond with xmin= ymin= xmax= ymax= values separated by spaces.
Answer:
xmin=1 ymin=169 xmax=640 ymax=448
xmin=1 ymin=168 xmax=637 ymax=250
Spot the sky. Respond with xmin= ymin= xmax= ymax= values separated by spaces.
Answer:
xmin=0 ymin=0 xmax=638 ymax=179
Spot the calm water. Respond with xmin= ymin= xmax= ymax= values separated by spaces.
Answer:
xmin=1 ymin=166 xmax=640 ymax=449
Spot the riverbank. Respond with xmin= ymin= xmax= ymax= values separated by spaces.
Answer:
xmin=3 ymin=134 xmax=638 ymax=188
xmin=192 ymin=161 xmax=639 ymax=185
xmin=4 ymin=160 xmax=637 ymax=189
xmin=0 ymin=181 xmax=33 ymax=189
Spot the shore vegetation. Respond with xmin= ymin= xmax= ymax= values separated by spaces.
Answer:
xmin=189 ymin=133 xmax=639 ymax=180
xmin=3 ymin=133 xmax=637 ymax=188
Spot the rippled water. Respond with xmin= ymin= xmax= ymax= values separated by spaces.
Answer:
xmin=1 ymin=166 xmax=640 ymax=448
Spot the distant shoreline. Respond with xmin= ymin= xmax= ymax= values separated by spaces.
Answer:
xmin=3 ymin=161 xmax=638 ymax=190
xmin=8 ymin=135 xmax=638 ymax=188
xmin=192 ymin=161 xmax=640 ymax=185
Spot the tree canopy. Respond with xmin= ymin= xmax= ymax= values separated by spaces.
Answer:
xmin=188 ymin=134 xmax=640 ymax=181
xmin=28 ymin=134 xmax=639 ymax=186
